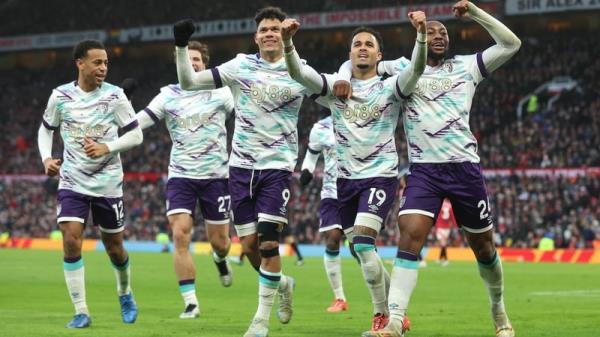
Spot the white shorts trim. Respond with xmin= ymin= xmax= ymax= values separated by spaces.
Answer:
xmin=57 ymin=217 xmax=85 ymax=224
xmin=166 ymin=208 xmax=193 ymax=217
xmin=235 ymin=222 xmax=257 ymax=237
xmin=205 ymin=218 xmax=230 ymax=225
xmin=258 ymin=212 xmax=288 ymax=224
xmin=354 ymin=212 xmax=383 ymax=233
xmin=398 ymin=209 xmax=435 ymax=218
xmin=98 ymin=225 xmax=125 ymax=234
xmin=461 ymin=224 xmax=493 ymax=234
xmin=318 ymin=224 xmax=343 ymax=233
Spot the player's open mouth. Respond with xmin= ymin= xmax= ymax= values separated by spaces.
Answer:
xmin=431 ymin=41 xmax=446 ymax=50
xmin=358 ymin=52 xmax=369 ymax=59
xmin=263 ymin=39 xmax=278 ymax=45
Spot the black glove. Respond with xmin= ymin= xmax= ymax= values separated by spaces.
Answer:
xmin=173 ymin=19 xmax=195 ymax=47
xmin=299 ymin=169 xmax=313 ymax=186
xmin=120 ymin=78 xmax=138 ymax=100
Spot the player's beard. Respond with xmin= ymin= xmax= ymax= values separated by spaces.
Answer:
xmin=429 ymin=48 xmax=447 ymax=61
xmin=356 ymin=64 xmax=369 ymax=69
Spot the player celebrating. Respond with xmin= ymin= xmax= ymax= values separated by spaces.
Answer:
xmin=173 ymin=7 xmax=307 ymax=337
xmin=282 ymin=12 xmax=427 ymax=332
xmin=135 ymin=41 xmax=235 ymax=319
xmin=37 ymin=40 xmax=143 ymax=328
xmin=436 ymin=198 xmax=456 ymax=266
xmin=347 ymin=1 xmax=521 ymax=336
xmin=299 ymin=114 xmax=349 ymax=312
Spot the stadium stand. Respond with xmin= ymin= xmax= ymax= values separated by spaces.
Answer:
xmin=0 ymin=3 xmax=598 ymax=247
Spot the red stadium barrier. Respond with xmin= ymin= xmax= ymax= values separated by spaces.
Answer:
xmin=3 ymin=238 xmax=600 ymax=264
xmin=424 ymin=247 xmax=600 ymax=264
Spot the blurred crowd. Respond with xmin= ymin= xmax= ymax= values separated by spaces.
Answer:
xmin=1 ymin=17 xmax=599 ymax=247
xmin=1 ymin=0 xmax=457 ymax=36
xmin=1 ymin=173 xmax=598 ymax=248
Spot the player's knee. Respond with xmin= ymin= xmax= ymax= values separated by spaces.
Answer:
xmin=257 ymin=221 xmax=280 ymax=245
xmin=240 ymin=234 xmax=258 ymax=254
xmin=325 ymin=232 xmax=341 ymax=251
xmin=325 ymin=238 xmax=340 ymax=251
xmin=104 ymin=243 xmax=125 ymax=260
xmin=171 ymin=227 xmax=191 ymax=247
xmin=473 ymin=243 xmax=496 ymax=262
xmin=62 ymin=236 xmax=81 ymax=255
xmin=257 ymin=221 xmax=280 ymax=257
xmin=210 ymin=235 xmax=230 ymax=254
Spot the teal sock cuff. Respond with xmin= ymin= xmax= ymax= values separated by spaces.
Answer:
xmin=179 ymin=284 xmax=195 ymax=293
xmin=477 ymin=252 xmax=500 ymax=269
xmin=258 ymin=269 xmax=281 ymax=289
xmin=354 ymin=243 xmax=375 ymax=253
xmin=394 ymin=258 xmax=419 ymax=270
xmin=112 ymin=258 xmax=130 ymax=271
xmin=63 ymin=259 xmax=84 ymax=271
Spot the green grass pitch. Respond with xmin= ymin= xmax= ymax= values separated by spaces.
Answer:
xmin=1 ymin=249 xmax=598 ymax=337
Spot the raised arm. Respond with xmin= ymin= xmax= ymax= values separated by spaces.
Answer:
xmin=453 ymin=1 xmax=521 ymax=73
xmin=395 ymin=11 xmax=428 ymax=97
xmin=173 ymin=19 xmax=218 ymax=90
xmin=335 ymin=12 xmax=427 ymax=97
xmin=282 ymin=18 xmax=328 ymax=95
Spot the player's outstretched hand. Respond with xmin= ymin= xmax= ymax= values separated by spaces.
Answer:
xmin=299 ymin=169 xmax=313 ymax=186
xmin=452 ymin=0 xmax=471 ymax=18
xmin=84 ymin=137 xmax=110 ymax=159
xmin=173 ymin=19 xmax=195 ymax=47
xmin=333 ymin=80 xmax=352 ymax=100
xmin=281 ymin=18 xmax=301 ymax=41
xmin=408 ymin=11 xmax=427 ymax=33
xmin=120 ymin=78 xmax=138 ymax=100
xmin=43 ymin=158 xmax=61 ymax=177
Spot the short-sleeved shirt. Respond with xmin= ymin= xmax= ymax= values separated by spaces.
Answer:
xmin=317 ymin=73 xmax=406 ymax=179
xmin=42 ymin=81 xmax=138 ymax=197
xmin=307 ymin=116 xmax=337 ymax=199
xmin=211 ymin=53 xmax=311 ymax=172
xmin=143 ymin=85 xmax=234 ymax=179
xmin=381 ymin=54 xmax=487 ymax=163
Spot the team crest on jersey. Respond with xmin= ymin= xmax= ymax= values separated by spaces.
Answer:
xmin=199 ymin=91 xmax=212 ymax=102
xmin=95 ymin=102 xmax=109 ymax=114
xmin=442 ymin=62 xmax=453 ymax=74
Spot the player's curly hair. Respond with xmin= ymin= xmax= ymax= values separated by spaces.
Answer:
xmin=188 ymin=41 xmax=210 ymax=66
xmin=72 ymin=40 xmax=105 ymax=60
xmin=254 ymin=6 xmax=287 ymax=26
xmin=349 ymin=26 xmax=384 ymax=54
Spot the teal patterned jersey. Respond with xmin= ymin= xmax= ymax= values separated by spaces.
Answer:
xmin=144 ymin=85 xmax=234 ymax=179
xmin=307 ymin=116 xmax=337 ymax=199
xmin=380 ymin=54 xmax=486 ymax=163
xmin=42 ymin=81 xmax=137 ymax=197
xmin=213 ymin=53 xmax=310 ymax=171
xmin=318 ymin=74 xmax=405 ymax=179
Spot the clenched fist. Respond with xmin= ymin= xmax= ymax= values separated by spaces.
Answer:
xmin=408 ymin=11 xmax=427 ymax=33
